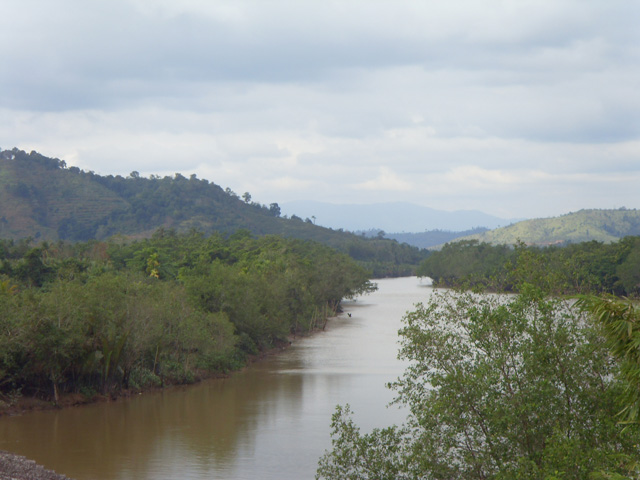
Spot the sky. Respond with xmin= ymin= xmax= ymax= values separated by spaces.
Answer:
xmin=1 ymin=0 xmax=639 ymax=220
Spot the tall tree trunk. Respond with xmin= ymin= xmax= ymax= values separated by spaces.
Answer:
xmin=51 ymin=368 xmax=59 ymax=406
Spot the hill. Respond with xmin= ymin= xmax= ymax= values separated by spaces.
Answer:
xmin=356 ymin=228 xmax=490 ymax=249
xmin=0 ymin=148 xmax=427 ymax=275
xmin=0 ymin=150 xmax=129 ymax=240
xmin=280 ymin=200 xmax=518 ymax=232
xmin=457 ymin=209 xmax=640 ymax=246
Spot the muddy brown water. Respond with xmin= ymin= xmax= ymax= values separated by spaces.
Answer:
xmin=0 ymin=277 xmax=434 ymax=480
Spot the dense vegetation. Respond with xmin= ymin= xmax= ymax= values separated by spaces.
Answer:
xmin=417 ymin=237 xmax=640 ymax=296
xmin=317 ymin=286 xmax=640 ymax=479
xmin=0 ymin=230 xmax=375 ymax=405
xmin=317 ymin=239 xmax=640 ymax=479
xmin=0 ymin=148 xmax=427 ymax=277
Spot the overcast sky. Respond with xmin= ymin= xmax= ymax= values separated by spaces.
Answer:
xmin=1 ymin=0 xmax=639 ymax=219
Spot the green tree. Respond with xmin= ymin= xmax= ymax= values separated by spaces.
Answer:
xmin=317 ymin=287 xmax=639 ymax=480
xmin=417 ymin=240 xmax=512 ymax=290
xmin=269 ymin=202 xmax=281 ymax=217
xmin=13 ymin=248 xmax=52 ymax=287
xmin=577 ymin=295 xmax=640 ymax=426
xmin=0 ymin=231 xmax=379 ymax=402
xmin=615 ymin=238 xmax=640 ymax=295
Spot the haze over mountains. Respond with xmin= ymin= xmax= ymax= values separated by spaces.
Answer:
xmin=281 ymin=201 xmax=519 ymax=233
xmin=2 ymin=148 xmax=639 ymax=251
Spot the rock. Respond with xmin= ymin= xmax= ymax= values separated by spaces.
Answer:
xmin=0 ymin=451 xmax=74 ymax=480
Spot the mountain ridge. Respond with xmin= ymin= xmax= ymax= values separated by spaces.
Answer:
xmin=3 ymin=148 xmax=638 ymax=252
xmin=280 ymin=200 xmax=519 ymax=232
xmin=455 ymin=208 xmax=640 ymax=246
xmin=0 ymin=148 xmax=428 ymax=276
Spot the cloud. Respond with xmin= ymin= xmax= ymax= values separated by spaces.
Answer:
xmin=353 ymin=167 xmax=413 ymax=192
xmin=1 ymin=0 xmax=639 ymax=219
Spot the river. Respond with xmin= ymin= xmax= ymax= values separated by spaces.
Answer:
xmin=0 ymin=276 xmax=434 ymax=480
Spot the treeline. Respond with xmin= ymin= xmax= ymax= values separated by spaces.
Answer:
xmin=90 ymin=170 xmax=275 ymax=238
xmin=1 ymin=148 xmax=429 ymax=276
xmin=418 ymin=237 xmax=640 ymax=295
xmin=0 ymin=229 xmax=375 ymax=404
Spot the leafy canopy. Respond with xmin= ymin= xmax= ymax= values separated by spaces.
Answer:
xmin=317 ymin=286 xmax=640 ymax=480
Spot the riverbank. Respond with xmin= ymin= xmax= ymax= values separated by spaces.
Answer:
xmin=0 ymin=450 xmax=74 ymax=480
xmin=0 ymin=277 xmax=417 ymax=480
xmin=0 ymin=335 xmax=296 ymax=418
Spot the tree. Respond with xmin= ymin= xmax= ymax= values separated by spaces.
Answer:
xmin=577 ymin=295 xmax=640 ymax=426
xmin=269 ymin=203 xmax=281 ymax=217
xmin=225 ymin=187 xmax=239 ymax=199
xmin=317 ymin=286 xmax=640 ymax=480
xmin=13 ymin=248 xmax=51 ymax=286
xmin=615 ymin=237 xmax=640 ymax=295
xmin=242 ymin=192 xmax=252 ymax=203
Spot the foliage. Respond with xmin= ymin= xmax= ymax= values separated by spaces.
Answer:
xmin=0 ymin=230 xmax=375 ymax=402
xmin=0 ymin=148 xmax=428 ymax=276
xmin=577 ymin=295 xmax=640 ymax=427
xmin=417 ymin=240 xmax=512 ymax=289
xmin=318 ymin=404 xmax=409 ymax=480
xmin=418 ymin=236 xmax=640 ymax=296
xmin=317 ymin=287 xmax=640 ymax=480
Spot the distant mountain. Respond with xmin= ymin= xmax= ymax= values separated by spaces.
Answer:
xmin=0 ymin=148 xmax=428 ymax=276
xmin=457 ymin=209 xmax=640 ymax=246
xmin=384 ymin=228 xmax=490 ymax=249
xmin=280 ymin=201 xmax=518 ymax=232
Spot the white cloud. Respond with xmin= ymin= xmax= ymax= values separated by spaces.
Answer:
xmin=1 ymin=0 xmax=639 ymax=220
xmin=354 ymin=167 xmax=413 ymax=192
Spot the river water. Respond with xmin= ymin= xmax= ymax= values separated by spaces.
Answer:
xmin=0 ymin=276 xmax=434 ymax=480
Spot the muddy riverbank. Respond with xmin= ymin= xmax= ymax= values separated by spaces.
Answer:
xmin=0 ymin=337 xmax=294 ymax=418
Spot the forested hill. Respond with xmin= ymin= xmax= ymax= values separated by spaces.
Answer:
xmin=456 ymin=208 xmax=640 ymax=246
xmin=0 ymin=148 xmax=426 ymax=275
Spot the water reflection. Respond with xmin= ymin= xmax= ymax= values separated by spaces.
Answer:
xmin=0 ymin=277 xmax=433 ymax=480
xmin=0 ymin=357 xmax=309 ymax=479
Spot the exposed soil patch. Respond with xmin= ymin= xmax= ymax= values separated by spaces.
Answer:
xmin=0 ymin=392 xmax=97 ymax=418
